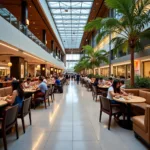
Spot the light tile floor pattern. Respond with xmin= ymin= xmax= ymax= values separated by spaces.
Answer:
xmin=0 ymin=80 xmax=148 ymax=150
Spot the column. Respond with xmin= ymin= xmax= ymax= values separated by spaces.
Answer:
xmin=24 ymin=61 xmax=28 ymax=77
xmin=21 ymin=0 xmax=28 ymax=34
xmin=63 ymin=55 xmax=66 ymax=66
xmin=42 ymin=29 xmax=46 ymax=45
xmin=40 ymin=64 xmax=46 ymax=77
xmin=56 ymin=47 xmax=58 ymax=56
xmin=108 ymin=9 xmax=114 ymax=76
xmin=53 ymin=42 xmax=56 ymax=58
xmin=10 ymin=57 xmax=25 ymax=79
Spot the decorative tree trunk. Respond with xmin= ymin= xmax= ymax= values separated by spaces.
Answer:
xmin=130 ymin=47 xmax=135 ymax=87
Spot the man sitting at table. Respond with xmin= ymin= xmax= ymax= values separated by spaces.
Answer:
xmin=33 ymin=77 xmax=48 ymax=100
xmin=24 ymin=78 xmax=31 ymax=88
xmin=106 ymin=77 xmax=113 ymax=86
xmin=98 ymin=77 xmax=105 ymax=86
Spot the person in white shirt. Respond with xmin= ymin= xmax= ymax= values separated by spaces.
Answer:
xmin=107 ymin=79 xmax=127 ymax=104
xmin=87 ymin=77 xmax=91 ymax=83
xmin=43 ymin=78 xmax=47 ymax=84
xmin=84 ymin=76 xmax=88 ymax=81
xmin=24 ymin=78 xmax=31 ymax=88
xmin=106 ymin=77 xmax=113 ymax=86
xmin=98 ymin=77 xmax=105 ymax=85
xmin=120 ymin=80 xmax=126 ymax=89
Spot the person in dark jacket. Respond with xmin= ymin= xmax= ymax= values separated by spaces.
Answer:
xmin=76 ymin=74 xmax=80 ymax=84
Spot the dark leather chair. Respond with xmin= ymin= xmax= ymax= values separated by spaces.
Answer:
xmin=18 ymin=97 xmax=32 ymax=133
xmin=0 ymin=105 xmax=19 ymax=150
xmin=99 ymin=96 xmax=121 ymax=130
xmin=49 ymin=86 xmax=55 ymax=102
xmin=33 ymin=90 xmax=50 ymax=109
xmin=92 ymin=85 xmax=102 ymax=101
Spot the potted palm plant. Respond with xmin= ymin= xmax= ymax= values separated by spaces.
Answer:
xmin=84 ymin=0 xmax=150 ymax=86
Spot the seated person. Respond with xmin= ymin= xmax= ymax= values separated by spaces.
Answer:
xmin=106 ymin=77 xmax=113 ymax=86
xmin=107 ymin=79 xmax=127 ymax=104
xmin=43 ymin=77 xmax=47 ymax=84
xmin=24 ymin=78 xmax=31 ymax=88
xmin=120 ymin=80 xmax=125 ymax=89
xmin=93 ymin=78 xmax=99 ymax=87
xmin=19 ymin=79 xmax=25 ymax=89
xmin=34 ymin=77 xmax=48 ymax=99
xmin=5 ymin=80 xmax=24 ymax=112
xmin=55 ymin=77 xmax=61 ymax=86
xmin=98 ymin=77 xmax=105 ymax=86
xmin=87 ymin=77 xmax=91 ymax=83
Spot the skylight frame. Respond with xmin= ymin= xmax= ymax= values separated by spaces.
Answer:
xmin=47 ymin=0 xmax=93 ymax=49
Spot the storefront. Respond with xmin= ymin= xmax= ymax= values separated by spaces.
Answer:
xmin=113 ymin=64 xmax=131 ymax=78
xmin=143 ymin=61 xmax=150 ymax=77
xmin=0 ymin=67 xmax=10 ymax=77
xmin=100 ymin=67 xmax=109 ymax=77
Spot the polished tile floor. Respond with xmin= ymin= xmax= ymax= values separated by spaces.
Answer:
xmin=0 ymin=80 xmax=148 ymax=150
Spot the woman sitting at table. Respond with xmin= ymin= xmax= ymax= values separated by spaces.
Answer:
xmin=5 ymin=80 xmax=24 ymax=112
xmin=93 ymin=78 xmax=99 ymax=86
xmin=107 ymin=79 xmax=127 ymax=104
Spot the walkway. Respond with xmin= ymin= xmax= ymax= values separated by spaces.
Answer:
xmin=0 ymin=80 xmax=147 ymax=150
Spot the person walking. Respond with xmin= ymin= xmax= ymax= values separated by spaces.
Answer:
xmin=76 ymin=74 xmax=80 ymax=85
xmin=65 ymin=73 xmax=69 ymax=85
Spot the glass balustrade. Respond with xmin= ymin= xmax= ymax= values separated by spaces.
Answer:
xmin=0 ymin=6 xmax=63 ymax=62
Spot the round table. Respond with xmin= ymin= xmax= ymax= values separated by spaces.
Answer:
xmin=113 ymin=96 xmax=146 ymax=130
xmin=97 ymin=85 xmax=109 ymax=89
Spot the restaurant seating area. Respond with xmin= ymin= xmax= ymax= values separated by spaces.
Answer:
xmin=0 ymin=80 xmax=147 ymax=150
xmin=0 ymin=75 xmax=67 ymax=150
xmin=80 ymin=76 xmax=150 ymax=148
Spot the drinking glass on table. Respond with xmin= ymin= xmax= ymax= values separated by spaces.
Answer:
xmin=128 ymin=93 xmax=133 ymax=98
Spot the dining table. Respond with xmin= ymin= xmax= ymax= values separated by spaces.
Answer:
xmin=0 ymin=97 xmax=8 ymax=107
xmin=24 ymin=89 xmax=37 ymax=93
xmin=113 ymin=95 xmax=146 ymax=130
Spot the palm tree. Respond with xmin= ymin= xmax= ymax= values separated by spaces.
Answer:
xmin=74 ymin=57 xmax=90 ymax=73
xmin=82 ymin=45 xmax=108 ymax=73
xmin=84 ymin=0 xmax=150 ymax=86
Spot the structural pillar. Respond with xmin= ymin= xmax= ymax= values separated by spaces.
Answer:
xmin=56 ymin=47 xmax=58 ymax=56
xmin=42 ymin=29 xmax=46 ymax=45
xmin=40 ymin=64 xmax=46 ymax=77
xmin=10 ymin=57 xmax=25 ymax=79
xmin=21 ymin=0 xmax=28 ymax=34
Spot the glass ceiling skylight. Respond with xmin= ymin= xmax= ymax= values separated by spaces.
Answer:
xmin=47 ymin=0 xmax=94 ymax=49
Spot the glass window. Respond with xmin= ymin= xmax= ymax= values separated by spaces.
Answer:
xmin=66 ymin=54 xmax=80 ymax=61
xmin=47 ymin=1 xmax=94 ymax=49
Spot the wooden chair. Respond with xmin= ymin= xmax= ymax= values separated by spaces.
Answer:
xmin=0 ymin=105 xmax=19 ymax=150
xmin=18 ymin=97 xmax=32 ymax=133
xmin=99 ymin=96 xmax=121 ymax=130
xmin=92 ymin=85 xmax=102 ymax=101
